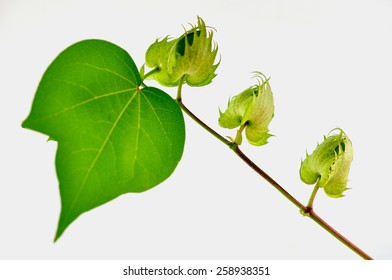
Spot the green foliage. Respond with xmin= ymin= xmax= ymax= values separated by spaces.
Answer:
xmin=218 ymin=73 xmax=274 ymax=146
xmin=145 ymin=16 xmax=219 ymax=87
xmin=300 ymin=128 xmax=353 ymax=198
xmin=22 ymin=40 xmax=185 ymax=240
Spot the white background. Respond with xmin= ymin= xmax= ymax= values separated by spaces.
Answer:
xmin=1 ymin=0 xmax=392 ymax=260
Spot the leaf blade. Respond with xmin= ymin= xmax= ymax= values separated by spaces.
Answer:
xmin=22 ymin=40 xmax=185 ymax=240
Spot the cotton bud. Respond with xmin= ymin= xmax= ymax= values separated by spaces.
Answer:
xmin=145 ymin=16 xmax=219 ymax=87
xmin=300 ymin=128 xmax=354 ymax=198
xmin=218 ymin=72 xmax=274 ymax=146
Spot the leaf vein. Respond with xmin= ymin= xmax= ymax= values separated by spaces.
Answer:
xmin=66 ymin=90 xmax=138 ymax=215
xmin=131 ymin=94 xmax=141 ymax=176
xmin=75 ymin=62 xmax=135 ymax=84
xmin=141 ymin=91 xmax=172 ymax=147
xmin=34 ymin=87 xmax=134 ymax=122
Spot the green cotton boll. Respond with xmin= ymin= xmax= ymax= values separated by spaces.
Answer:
xmin=300 ymin=128 xmax=354 ymax=198
xmin=145 ymin=16 xmax=219 ymax=87
xmin=218 ymin=73 xmax=274 ymax=146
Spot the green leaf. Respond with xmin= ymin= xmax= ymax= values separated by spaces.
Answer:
xmin=22 ymin=40 xmax=185 ymax=240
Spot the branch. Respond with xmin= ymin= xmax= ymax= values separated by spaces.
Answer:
xmin=176 ymin=95 xmax=373 ymax=260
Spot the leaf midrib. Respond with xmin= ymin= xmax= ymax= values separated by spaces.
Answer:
xmin=65 ymin=90 xmax=139 ymax=217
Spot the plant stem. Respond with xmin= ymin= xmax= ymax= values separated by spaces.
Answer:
xmin=232 ymin=145 xmax=304 ymax=210
xmin=306 ymin=183 xmax=320 ymax=211
xmin=141 ymin=66 xmax=160 ymax=81
xmin=177 ymin=78 xmax=232 ymax=147
xmin=308 ymin=209 xmax=373 ymax=260
xmin=176 ymin=94 xmax=373 ymax=260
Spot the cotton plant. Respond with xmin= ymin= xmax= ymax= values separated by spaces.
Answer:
xmin=22 ymin=17 xmax=372 ymax=259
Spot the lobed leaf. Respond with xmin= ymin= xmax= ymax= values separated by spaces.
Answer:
xmin=22 ymin=40 xmax=185 ymax=240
